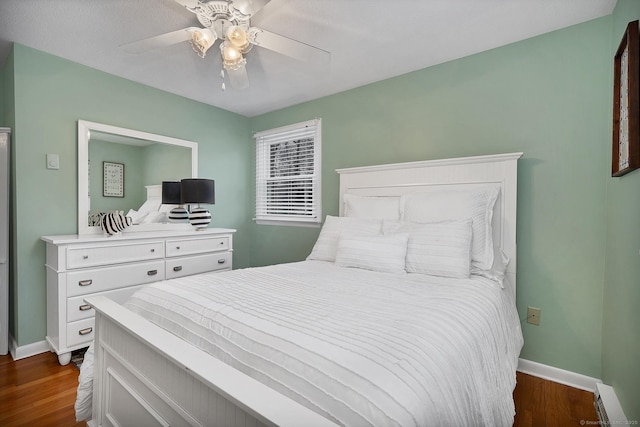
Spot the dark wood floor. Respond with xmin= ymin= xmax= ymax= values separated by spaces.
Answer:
xmin=514 ymin=372 xmax=599 ymax=426
xmin=0 ymin=352 xmax=86 ymax=427
xmin=0 ymin=351 xmax=598 ymax=426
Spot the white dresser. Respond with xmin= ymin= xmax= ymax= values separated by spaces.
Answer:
xmin=41 ymin=228 xmax=235 ymax=365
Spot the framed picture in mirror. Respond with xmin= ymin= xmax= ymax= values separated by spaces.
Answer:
xmin=103 ymin=161 xmax=124 ymax=197
xmin=612 ymin=20 xmax=640 ymax=177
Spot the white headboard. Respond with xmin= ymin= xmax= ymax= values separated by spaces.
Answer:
xmin=336 ymin=152 xmax=523 ymax=294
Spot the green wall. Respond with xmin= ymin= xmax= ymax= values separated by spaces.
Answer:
xmin=6 ymin=44 xmax=251 ymax=346
xmin=142 ymin=143 xmax=192 ymax=186
xmin=603 ymin=0 xmax=640 ymax=420
xmin=88 ymin=140 xmax=145 ymax=215
xmin=87 ymin=140 xmax=192 ymax=216
xmin=250 ymin=17 xmax=612 ymax=379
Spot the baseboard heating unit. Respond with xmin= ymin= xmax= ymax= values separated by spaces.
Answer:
xmin=595 ymin=383 xmax=628 ymax=425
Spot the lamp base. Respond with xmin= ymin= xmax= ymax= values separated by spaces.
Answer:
xmin=189 ymin=207 xmax=211 ymax=230
xmin=168 ymin=206 xmax=189 ymax=223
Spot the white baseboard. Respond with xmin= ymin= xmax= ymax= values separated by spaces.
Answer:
xmin=8 ymin=335 xmax=50 ymax=360
xmin=518 ymin=358 xmax=602 ymax=392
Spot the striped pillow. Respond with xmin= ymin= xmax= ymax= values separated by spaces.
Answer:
xmin=384 ymin=219 xmax=473 ymax=278
xmin=400 ymin=187 xmax=500 ymax=270
xmin=335 ymin=232 xmax=409 ymax=274
xmin=307 ymin=216 xmax=382 ymax=262
xmin=100 ymin=211 xmax=132 ymax=236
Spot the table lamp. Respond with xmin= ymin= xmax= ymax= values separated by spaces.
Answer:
xmin=162 ymin=181 xmax=189 ymax=223
xmin=181 ymin=178 xmax=215 ymax=229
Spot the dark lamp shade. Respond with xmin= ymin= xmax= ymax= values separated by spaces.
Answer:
xmin=161 ymin=181 xmax=182 ymax=204
xmin=181 ymin=179 xmax=215 ymax=204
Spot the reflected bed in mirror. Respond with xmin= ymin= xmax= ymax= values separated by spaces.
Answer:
xmin=78 ymin=120 xmax=198 ymax=235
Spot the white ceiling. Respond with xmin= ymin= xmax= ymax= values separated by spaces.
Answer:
xmin=0 ymin=0 xmax=616 ymax=117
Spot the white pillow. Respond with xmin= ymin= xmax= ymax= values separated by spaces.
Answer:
xmin=344 ymin=194 xmax=400 ymax=220
xmin=471 ymin=247 xmax=510 ymax=288
xmin=400 ymin=186 xmax=500 ymax=270
xmin=384 ymin=219 xmax=473 ymax=278
xmin=335 ymin=232 xmax=409 ymax=274
xmin=307 ymin=215 xmax=382 ymax=262
xmin=125 ymin=209 xmax=149 ymax=225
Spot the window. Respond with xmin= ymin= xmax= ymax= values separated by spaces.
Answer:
xmin=255 ymin=119 xmax=321 ymax=226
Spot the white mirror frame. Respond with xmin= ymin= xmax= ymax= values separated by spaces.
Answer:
xmin=78 ymin=120 xmax=198 ymax=235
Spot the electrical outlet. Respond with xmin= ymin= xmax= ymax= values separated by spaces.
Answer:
xmin=527 ymin=307 xmax=541 ymax=326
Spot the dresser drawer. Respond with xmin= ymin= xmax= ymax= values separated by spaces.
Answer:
xmin=67 ymin=318 xmax=95 ymax=348
xmin=67 ymin=296 xmax=95 ymax=323
xmin=67 ymin=284 xmax=148 ymax=322
xmin=67 ymin=260 xmax=165 ymax=297
xmin=165 ymin=236 xmax=229 ymax=258
xmin=67 ymin=241 xmax=164 ymax=269
xmin=166 ymin=251 xmax=232 ymax=279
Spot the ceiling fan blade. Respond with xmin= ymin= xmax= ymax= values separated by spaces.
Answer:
xmin=121 ymin=27 xmax=200 ymax=54
xmin=174 ymin=0 xmax=199 ymax=8
xmin=231 ymin=0 xmax=271 ymax=18
xmin=250 ymin=29 xmax=330 ymax=65
xmin=226 ymin=66 xmax=250 ymax=90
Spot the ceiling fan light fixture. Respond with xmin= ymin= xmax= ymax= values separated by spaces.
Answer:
xmin=227 ymin=1 xmax=251 ymax=21
xmin=189 ymin=28 xmax=216 ymax=58
xmin=226 ymin=26 xmax=250 ymax=53
xmin=221 ymin=42 xmax=246 ymax=71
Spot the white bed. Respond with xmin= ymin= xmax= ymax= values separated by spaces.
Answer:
xmin=80 ymin=152 xmax=524 ymax=427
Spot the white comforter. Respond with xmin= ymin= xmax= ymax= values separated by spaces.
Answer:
xmin=118 ymin=260 xmax=523 ymax=427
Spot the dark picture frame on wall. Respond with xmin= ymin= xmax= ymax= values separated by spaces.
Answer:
xmin=612 ymin=20 xmax=640 ymax=177
xmin=103 ymin=161 xmax=124 ymax=197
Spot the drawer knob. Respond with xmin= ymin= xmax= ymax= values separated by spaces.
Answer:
xmin=151 ymin=248 xmax=155 ymax=253
xmin=78 ymin=327 xmax=93 ymax=336
xmin=79 ymin=304 xmax=92 ymax=311
xmin=218 ymin=259 xmax=226 ymax=264
xmin=173 ymin=266 xmax=182 ymax=272
xmin=83 ymin=255 xmax=89 ymax=260
xmin=219 ymin=242 xmax=224 ymax=245
xmin=78 ymin=280 xmax=92 ymax=287
xmin=147 ymin=270 xmax=158 ymax=276
xmin=176 ymin=246 xmax=180 ymax=250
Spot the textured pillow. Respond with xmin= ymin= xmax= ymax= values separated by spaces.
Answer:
xmin=400 ymin=186 xmax=500 ymax=270
xmin=307 ymin=215 xmax=382 ymax=262
xmin=384 ymin=219 xmax=473 ymax=278
xmin=335 ymin=232 xmax=409 ymax=274
xmin=471 ymin=246 xmax=510 ymax=288
xmin=344 ymin=194 xmax=401 ymax=220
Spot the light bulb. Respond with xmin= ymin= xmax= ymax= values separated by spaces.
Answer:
xmin=223 ymin=43 xmax=240 ymax=61
xmin=189 ymin=28 xmax=216 ymax=58
xmin=226 ymin=26 xmax=249 ymax=52
xmin=220 ymin=42 xmax=246 ymax=71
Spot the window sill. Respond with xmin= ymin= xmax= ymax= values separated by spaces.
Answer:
xmin=255 ymin=219 xmax=321 ymax=228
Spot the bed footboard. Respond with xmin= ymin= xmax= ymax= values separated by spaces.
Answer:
xmin=86 ymin=296 xmax=338 ymax=427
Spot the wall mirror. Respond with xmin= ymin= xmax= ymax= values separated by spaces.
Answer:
xmin=78 ymin=120 xmax=198 ymax=235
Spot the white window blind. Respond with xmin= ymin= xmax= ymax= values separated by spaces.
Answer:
xmin=255 ymin=119 xmax=321 ymax=225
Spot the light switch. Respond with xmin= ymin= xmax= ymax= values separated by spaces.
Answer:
xmin=47 ymin=154 xmax=59 ymax=170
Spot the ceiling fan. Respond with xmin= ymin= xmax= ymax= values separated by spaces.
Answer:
xmin=122 ymin=0 xmax=330 ymax=90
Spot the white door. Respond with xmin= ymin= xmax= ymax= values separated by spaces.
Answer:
xmin=0 ymin=129 xmax=9 ymax=355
